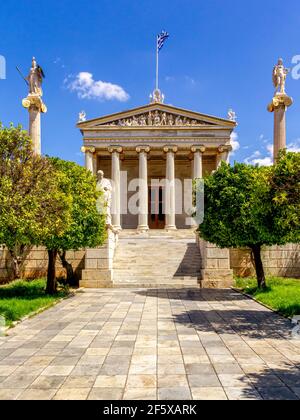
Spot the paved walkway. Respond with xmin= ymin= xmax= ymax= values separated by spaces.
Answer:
xmin=0 ymin=288 xmax=299 ymax=400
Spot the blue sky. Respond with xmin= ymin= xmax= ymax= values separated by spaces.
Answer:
xmin=0 ymin=0 xmax=300 ymax=166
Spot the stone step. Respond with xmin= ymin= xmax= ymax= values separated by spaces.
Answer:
xmin=113 ymin=231 xmax=201 ymax=288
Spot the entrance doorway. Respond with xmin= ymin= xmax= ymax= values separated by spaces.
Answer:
xmin=148 ymin=185 xmax=165 ymax=229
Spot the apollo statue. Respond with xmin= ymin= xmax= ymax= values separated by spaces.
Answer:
xmin=96 ymin=170 xmax=113 ymax=228
xmin=273 ymin=58 xmax=289 ymax=95
xmin=26 ymin=57 xmax=45 ymax=97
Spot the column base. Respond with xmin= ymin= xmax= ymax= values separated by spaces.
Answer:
xmin=165 ymin=225 xmax=177 ymax=231
xmin=137 ymin=225 xmax=149 ymax=233
xmin=112 ymin=225 xmax=122 ymax=232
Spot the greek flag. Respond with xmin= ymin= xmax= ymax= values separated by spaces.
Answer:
xmin=157 ymin=31 xmax=169 ymax=52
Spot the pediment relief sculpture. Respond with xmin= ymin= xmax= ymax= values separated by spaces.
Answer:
xmin=100 ymin=110 xmax=213 ymax=127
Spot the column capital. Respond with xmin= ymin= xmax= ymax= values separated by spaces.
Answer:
xmin=267 ymin=93 xmax=293 ymax=113
xmin=108 ymin=146 xmax=123 ymax=154
xmin=136 ymin=145 xmax=150 ymax=154
xmin=163 ymin=145 xmax=178 ymax=154
xmin=218 ymin=145 xmax=232 ymax=154
xmin=81 ymin=146 xmax=96 ymax=154
xmin=191 ymin=145 xmax=206 ymax=153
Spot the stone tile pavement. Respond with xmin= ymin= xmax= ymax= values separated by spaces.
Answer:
xmin=0 ymin=288 xmax=299 ymax=400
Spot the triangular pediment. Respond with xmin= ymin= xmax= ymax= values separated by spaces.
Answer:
xmin=77 ymin=103 xmax=236 ymax=130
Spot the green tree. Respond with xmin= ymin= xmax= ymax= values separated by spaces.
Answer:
xmin=0 ymin=123 xmax=70 ymax=279
xmin=197 ymin=162 xmax=291 ymax=289
xmin=270 ymin=150 xmax=300 ymax=243
xmin=43 ymin=158 xmax=106 ymax=294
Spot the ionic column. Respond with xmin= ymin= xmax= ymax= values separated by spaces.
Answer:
xmin=81 ymin=146 xmax=96 ymax=174
xmin=216 ymin=145 xmax=232 ymax=169
xmin=136 ymin=146 xmax=150 ymax=232
xmin=268 ymin=93 xmax=293 ymax=162
xmin=108 ymin=146 xmax=123 ymax=231
xmin=191 ymin=146 xmax=206 ymax=179
xmin=22 ymin=96 xmax=47 ymax=156
xmin=164 ymin=146 xmax=177 ymax=231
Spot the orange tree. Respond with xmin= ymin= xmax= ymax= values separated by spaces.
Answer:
xmin=43 ymin=158 xmax=106 ymax=294
xmin=0 ymin=123 xmax=70 ymax=279
xmin=197 ymin=157 xmax=299 ymax=289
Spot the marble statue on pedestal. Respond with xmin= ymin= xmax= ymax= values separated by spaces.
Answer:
xmin=22 ymin=57 xmax=47 ymax=155
xmin=96 ymin=170 xmax=113 ymax=229
xmin=268 ymin=58 xmax=293 ymax=162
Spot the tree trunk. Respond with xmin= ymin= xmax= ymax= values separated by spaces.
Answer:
xmin=46 ymin=249 xmax=58 ymax=294
xmin=250 ymin=244 xmax=267 ymax=289
xmin=8 ymin=245 xmax=31 ymax=280
xmin=58 ymin=250 xmax=78 ymax=287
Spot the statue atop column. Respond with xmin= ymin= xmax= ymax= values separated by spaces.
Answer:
xmin=22 ymin=57 xmax=47 ymax=155
xmin=96 ymin=170 xmax=113 ymax=230
xmin=268 ymin=58 xmax=293 ymax=162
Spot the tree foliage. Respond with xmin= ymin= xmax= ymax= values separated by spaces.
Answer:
xmin=270 ymin=150 xmax=300 ymax=243
xmin=0 ymin=123 xmax=70 ymax=278
xmin=197 ymin=155 xmax=299 ymax=289
xmin=43 ymin=158 xmax=106 ymax=293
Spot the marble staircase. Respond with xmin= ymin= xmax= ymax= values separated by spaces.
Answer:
xmin=113 ymin=229 xmax=201 ymax=288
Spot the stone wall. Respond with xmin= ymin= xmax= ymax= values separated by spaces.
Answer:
xmin=0 ymin=246 xmax=85 ymax=285
xmin=230 ymin=244 xmax=300 ymax=278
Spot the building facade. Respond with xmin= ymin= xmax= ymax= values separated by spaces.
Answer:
xmin=79 ymin=93 xmax=236 ymax=232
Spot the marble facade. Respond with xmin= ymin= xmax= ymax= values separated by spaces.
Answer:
xmin=79 ymin=101 xmax=235 ymax=232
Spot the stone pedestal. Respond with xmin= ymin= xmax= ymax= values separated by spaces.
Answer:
xmin=268 ymin=93 xmax=293 ymax=162
xmin=198 ymin=237 xmax=233 ymax=288
xmin=80 ymin=229 xmax=118 ymax=288
xmin=22 ymin=94 xmax=47 ymax=155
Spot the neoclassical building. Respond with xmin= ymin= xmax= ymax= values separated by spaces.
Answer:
xmin=79 ymin=91 xmax=235 ymax=232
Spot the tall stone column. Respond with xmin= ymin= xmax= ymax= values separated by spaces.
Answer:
xmin=191 ymin=146 xmax=205 ymax=179
xmin=164 ymin=146 xmax=177 ymax=231
xmin=22 ymin=58 xmax=47 ymax=156
xmin=216 ymin=145 xmax=232 ymax=169
xmin=268 ymin=94 xmax=293 ymax=162
xmin=136 ymin=146 xmax=150 ymax=232
xmin=81 ymin=146 xmax=96 ymax=173
xmin=22 ymin=96 xmax=47 ymax=155
xmin=109 ymin=146 xmax=123 ymax=231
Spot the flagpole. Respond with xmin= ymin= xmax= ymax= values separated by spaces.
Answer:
xmin=156 ymin=36 xmax=159 ymax=91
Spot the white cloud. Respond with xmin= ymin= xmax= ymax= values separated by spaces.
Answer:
xmin=287 ymin=138 xmax=300 ymax=153
xmin=230 ymin=132 xmax=240 ymax=154
xmin=250 ymin=156 xmax=273 ymax=166
xmin=244 ymin=136 xmax=300 ymax=167
xmin=245 ymin=142 xmax=273 ymax=166
xmin=65 ymin=72 xmax=129 ymax=102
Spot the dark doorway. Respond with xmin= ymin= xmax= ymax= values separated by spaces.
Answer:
xmin=148 ymin=186 xmax=165 ymax=229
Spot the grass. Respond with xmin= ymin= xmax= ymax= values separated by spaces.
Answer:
xmin=0 ymin=279 xmax=69 ymax=327
xmin=235 ymin=276 xmax=300 ymax=318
